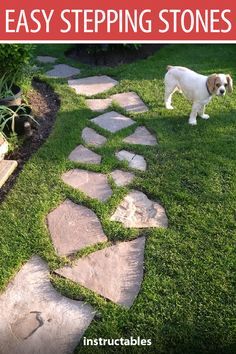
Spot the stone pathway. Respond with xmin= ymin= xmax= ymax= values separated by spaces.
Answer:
xmin=0 ymin=66 xmax=169 ymax=352
xmin=36 ymin=56 xmax=57 ymax=64
xmin=0 ymin=133 xmax=17 ymax=188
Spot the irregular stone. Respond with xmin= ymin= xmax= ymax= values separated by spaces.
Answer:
xmin=86 ymin=98 xmax=112 ymax=112
xmin=55 ymin=237 xmax=145 ymax=308
xmin=69 ymin=145 xmax=101 ymax=165
xmin=116 ymin=150 xmax=147 ymax=171
xmin=111 ymin=92 xmax=148 ymax=113
xmin=0 ymin=256 xmax=94 ymax=354
xmin=62 ymin=169 xmax=112 ymax=201
xmin=46 ymin=64 xmax=80 ymax=78
xmin=111 ymin=170 xmax=135 ymax=187
xmin=91 ymin=111 xmax=135 ymax=133
xmin=0 ymin=160 xmax=18 ymax=188
xmin=68 ymin=76 xmax=118 ymax=97
xmin=110 ymin=191 xmax=168 ymax=229
xmin=47 ymin=199 xmax=107 ymax=256
xmin=36 ymin=56 xmax=57 ymax=64
xmin=123 ymin=126 xmax=157 ymax=146
xmin=0 ymin=133 xmax=8 ymax=161
xmin=82 ymin=127 xmax=107 ymax=147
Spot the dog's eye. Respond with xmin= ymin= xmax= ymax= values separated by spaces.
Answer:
xmin=216 ymin=83 xmax=221 ymax=88
xmin=224 ymin=83 xmax=228 ymax=87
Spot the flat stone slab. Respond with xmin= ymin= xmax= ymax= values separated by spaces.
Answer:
xmin=110 ymin=191 xmax=168 ymax=229
xmin=111 ymin=92 xmax=148 ymax=113
xmin=36 ymin=56 xmax=57 ymax=63
xmin=111 ymin=170 xmax=135 ymax=187
xmin=55 ymin=237 xmax=145 ymax=308
xmin=0 ymin=133 xmax=8 ymax=161
xmin=91 ymin=111 xmax=135 ymax=133
xmin=46 ymin=64 xmax=80 ymax=78
xmin=47 ymin=199 xmax=107 ymax=256
xmin=0 ymin=160 xmax=18 ymax=188
xmin=0 ymin=256 xmax=94 ymax=354
xmin=123 ymin=126 xmax=157 ymax=146
xmin=116 ymin=150 xmax=147 ymax=171
xmin=69 ymin=145 xmax=101 ymax=165
xmin=86 ymin=98 xmax=112 ymax=112
xmin=82 ymin=127 xmax=107 ymax=147
xmin=68 ymin=76 xmax=118 ymax=97
xmin=62 ymin=169 xmax=112 ymax=201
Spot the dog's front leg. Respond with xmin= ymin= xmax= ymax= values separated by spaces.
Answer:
xmin=198 ymin=105 xmax=210 ymax=120
xmin=189 ymin=102 xmax=201 ymax=125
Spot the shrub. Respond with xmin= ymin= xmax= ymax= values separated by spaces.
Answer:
xmin=0 ymin=44 xmax=35 ymax=80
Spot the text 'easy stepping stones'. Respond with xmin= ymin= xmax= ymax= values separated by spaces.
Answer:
xmin=55 ymin=237 xmax=145 ymax=308
xmin=68 ymin=76 xmax=118 ymax=97
xmin=111 ymin=92 xmax=148 ymax=113
xmin=47 ymin=199 xmax=107 ymax=256
xmin=123 ymin=126 xmax=157 ymax=146
xmin=0 ymin=256 xmax=94 ymax=354
xmin=111 ymin=169 xmax=135 ymax=187
xmin=116 ymin=150 xmax=147 ymax=171
xmin=69 ymin=145 xmax=101 ymax=165
xmin=110 ymin=191 xmax=168 ymax=228
xmin=46 ymin=64 xmax=80 ymax=78
xmin=62 ymin=169 xmax=112 ymax=201
xmin=91 ymin=111 xmax=135 ymax=133
xmin=82 ymin=127 xmax=107 ymax=147
xmin=86 ymin=98 xmax=112 ymax=112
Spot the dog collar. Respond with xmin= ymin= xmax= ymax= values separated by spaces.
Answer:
xmin=206 ymin=81 xmax=212 ymax=96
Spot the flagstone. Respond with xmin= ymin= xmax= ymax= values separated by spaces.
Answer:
xmin=46 ymin=64 xmax=80 ymax=78
xmin=110 ymin=191 xmax=168 ymax=228
xmin=0 ymin=133 xmax=8 ymax=161
xmin=0 ymin=256 xmax=94 ymax=354
xmin=0 ymin=160 xmax=18 ymax=188
xmin=55 ymin=237 xmax=146 ymax=308
xmin=91 ymin=111 xmax=135 ymax=133
xmin=111 ymin=92 xmax=148 ymax=113
xmin=116 ymin=150 xmax=147 ymax=171
xmin=86 ymin=98 xmax=112 ymax=112
xmin=47 ymin=199 xmax=107 ymax=256
xmin=36 ymin=56 xmax=57 ymax=64
xmin=123 ymin=126 xmax=157 ymax=146
xmin=111 ymin=170 xmax=135 ymax=187
xmin=82 ymin=127 xmax=107 ymax=147
xmin=68 ymin=145 xmax=101 ymax=165
xmin=62 ymin=169 xmax=112 ymax=201
xmin=68 ymin=76 xmax=118 ymax=97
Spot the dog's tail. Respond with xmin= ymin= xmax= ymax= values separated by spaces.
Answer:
xmin=167 ymin=65 xmax=174 ymax=71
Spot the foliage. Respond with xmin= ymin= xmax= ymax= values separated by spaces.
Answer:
xmin=84 ymin=43 xmax=142 ymax=55
xmin=0 ymin=73 xmax=17 ymax=99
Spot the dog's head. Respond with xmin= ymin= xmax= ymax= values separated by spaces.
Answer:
xmin=207 ymin=74 xmax=233 ymax=96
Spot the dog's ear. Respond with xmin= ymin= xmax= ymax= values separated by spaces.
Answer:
xmin=207 ymin=74 xmax=218 ymax=94
xmin=226 ymin=74 xmax=233 ymax=93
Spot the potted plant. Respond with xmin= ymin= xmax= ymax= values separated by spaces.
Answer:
xmin=0 ymin=73 xmax=22 ymax=107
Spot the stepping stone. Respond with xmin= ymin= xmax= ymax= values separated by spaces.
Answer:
xmin=46 ymin=64 xmax=80 ymax=78
xmin=116 ymin=150 xmax=147 ymax=171
xmin=110 ymin=191 xmax=168 ymax=229
xmin=55 ymin=237 xmax=145 ymax=308
xmin=111 ymin=92 xmax=148 ymax=113
xmin=86 ymin=98 xmax=112 ymax=112
xmin=111 ymin=170 xmax=135 ymax=187
xmin=82 ymin=127 xmax=107 ymax=147
xmin=62 ymin=169 xmax=112 ymax=201
xmin=36 ymin=56 xmax=57 ymax=64
xmin=47 ymin=199 xmax=107 ymax=256
xmin=0 ymin=160 xmax=18 ymax=188
xmin=68 ymin=76 xmax=118 ymax=97
xmin=123 ymin=126 xmax=157 ymax=146
xmin=91 ymin=111 xmax=135 ymax=133
xmin=0 ymin=133 xmax=8 ymax=160
xmin=69 ymin=145 xmax=101 ymax=165
xmin=0 ymin=256 xmax=94 ymax=354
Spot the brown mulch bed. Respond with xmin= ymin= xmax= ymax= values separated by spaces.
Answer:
xmin=0 ymin=79 xmax=60 ymax=203
xmin=66 ymin=44 xmax=165 ymax=67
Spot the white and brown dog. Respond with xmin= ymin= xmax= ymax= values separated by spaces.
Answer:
xmin=164 ymin=66 xmax=233 ymax=125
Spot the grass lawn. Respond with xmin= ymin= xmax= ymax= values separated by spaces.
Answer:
xmin=0 ymin=44 xmax=235 ymax=354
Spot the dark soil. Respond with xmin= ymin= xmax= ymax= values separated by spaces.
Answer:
xmin=66 ymin=44 xmax=165 ymax=67
xmin=0 ymin=79 xmax=60 ymax=203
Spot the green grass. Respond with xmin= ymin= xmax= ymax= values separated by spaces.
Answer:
xmin=1 ymin=44 xmax=236 ymax=354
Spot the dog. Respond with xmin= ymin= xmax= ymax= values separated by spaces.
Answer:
xmin=164 ymin=66 xmax=233 ymax=125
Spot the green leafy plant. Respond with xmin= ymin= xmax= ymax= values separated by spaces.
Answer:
xmin=0 ymin=73 xmax=18 ymax=100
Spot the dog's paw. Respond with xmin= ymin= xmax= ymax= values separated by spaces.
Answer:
xmin=189 ymin=118 xmax=197 ymax=125
xmin=166 ymin=105 xmax=174 ymax=110
xmin=200 ymin=114 xmax=210 ymax=120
